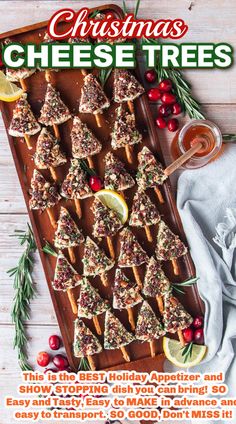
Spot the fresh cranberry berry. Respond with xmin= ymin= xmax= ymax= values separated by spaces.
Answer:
xmin=147 ymin=87 xmax=161 ymax=102
xmin=155 ymin=117 xmax=166 ymax=129
xmin=161 ymin=92 xmax=176 ymax=105
xmin=193 ymin=316 xmax=204 ymax=329
xmin=144 ymin=69 xmax=156 ymax=83
xmin=158 ymin=104 xmax=171 ymax=117
xmin=37 ymin=351 xmax=50 ymax=367
xmin=53 ymin=354 xmax=69 ymax=370
xmin=172 ymin=102 xmax=182 ymax=115
xmin=194 ymin=328 xmax=204 ymax=345
xmin=167 ymin=118 xmax=179 ymax=132
xmin=89 ymin=175 xmax=103 ymax=192
xmin=49 ymin=335 xmax=61 ymax=350
xmin=182 ymin=327 xmax=194 ymax=343
xmin=159 ymin=78 xmax=172 ymax=92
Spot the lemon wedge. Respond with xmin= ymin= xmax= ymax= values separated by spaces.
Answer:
xmin=163 ymin=337 xmax=207 ymax=368
xmin=95 ymin=189 xmax=129 ymax=224
xmin=0 ymin=70 xmax=23 ymax=102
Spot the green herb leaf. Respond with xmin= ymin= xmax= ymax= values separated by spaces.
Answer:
xmin=99 ymin=68 xmax=113 ymax=87
xmin=173 ymin=277 xmax=198 ymax=294
xmin=223 ymin=134 xmax=236 ymax=143
xmin=181 ymin=342 xmax=193 ymax=363
xmin=89 ymin=10 xmax=101 ymax=19
xmin=7 ymin=225 xmax=37 ymax=371
xmin=78 ymin=357 xmax=91 ymax=371
xmin=134 ymin=0 xmax=141 ymax=18
xmin=79 ymin=159 xmax=97 ymax=177
xmin=122 ymin=0 xmax=128 ymax=15
xmin=42 ymin=241 xmax=58 ymax=257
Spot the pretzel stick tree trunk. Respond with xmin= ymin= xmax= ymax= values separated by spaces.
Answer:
xmin=45 ymin=70 xmax=51 ymax=83
xmin=178 ymin=329 xmax=186 ymax=347
xmin=19 ymin=78 xmax=27 ymax=92
xmin=172 ymin=258 xmax=179 ymax=275
xmin=68 ymin=247 xmax=76 ymax=264
xmin=100 ymin=273 xmax=108 ymax=287
xmin=132 ymin=266 xmax=142 ymax=290
xmin=154 ymin=187 xmax=164 ymax=203
xmin=53 ymin=124 xmax=60 ymax=140
xmin=93 ymin=316 xmax=102 ymax=335
xmin=94 ymin=113 xmax=102 ymax=128
xmin=49 ymin=167 xmax=57 ymax=181
xmin=144 ymin=226 xmax=153 ymax=242
xmin=156 ymin=295 xmax=164 ymax=315
xmin=125 ymin=145 xmax=133 ymax=164
xmin=67 ymin=288 xmax=78 ymax=314
xmin=127 ymin=100 xmax=134 ymax=114
xmin=127 ymin=307 xmax=135 ymax=331
xmin=24 ymin=134 xmax=33 ymax=150
xmin=87 ymin=156 xmax=95 ymax=169
xmin=149 ymin=340 xmax=156 ymax=358
xmin=120 ymin=346 xmax=130 ymax=362
xmin=107 ymin=236 xmax=115 ymax=260
xmin=74 ymin=199 xmax=82 ymax=219
xmin=46 ymin=208 xmax=57 ymax=229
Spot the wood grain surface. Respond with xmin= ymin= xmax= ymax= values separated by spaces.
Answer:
xmin=0 ymin=1 xmax=235 ymax=423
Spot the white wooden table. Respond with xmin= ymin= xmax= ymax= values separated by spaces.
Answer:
xmin=0 ymin=1 xmax=236 ymax=423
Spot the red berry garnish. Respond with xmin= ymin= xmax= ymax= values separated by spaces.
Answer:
xmin=53 ymin=354 xmax=69 ymax=370
xmin=144 ymin=69 xmax=156 ymax=83
xmin=155 ymin=117 xmax=166 ymax=129
xmin=194 ymin=328 xmax=204 ymax=345
xmin=49 ymin=335 xmax=61 ymax=350
xmin=167 ymin=118 xmax=179 ymax=132
xmin=147 ymin=87 xmax=161 ymax=102
xmin=158 ymin=104 xmax=171 ymax=117
xmin=182 ymin=327 xmax=194 ymax=343
xmin=159 ymin=78 xmax=172 ymax=92
xmin=161 ymin=92 xmax=176 ymax=105
xmin=193 ymin=316 xmax=204 ymax=329
xmin=172 ymin=102 xmax=182 ymax=115
xmin=44 ymin=368 xmax=57 ymax=373
xmin=37 ymin=351 xmax=50 ymax=367
xmin=89 ymin=175 xmax=103 ymax=192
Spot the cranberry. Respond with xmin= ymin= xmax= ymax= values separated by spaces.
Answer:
xmin=172 ymin=102 xmax=182 ymax=115
xmin=49 ymin=335 xmax=61 ymax=350
xmin=44 ymin=368 xmax=57 ymax=373
xmin=155 ymin=117 xmax=166 ymax=129
xmin=194 ymin=328 xmax=204 ymax=345
xmin=37 ymin=351 xmax=50 ymax=367
xmin=193 ymin=316 xmax=204 ymax=329
xmin=158 ymin=104 xmax=171 ymax=117
xmin=182 ymin=327 xmax=194 ymax=343
xmin=89 ymin=175 xmax=103 ymax=192
xmin=159 ymin=78 xmax=172 ymax=92
xmin=147 ymin=87 xmax=161 ymax=102
xmin=167 ymin=118 xmax=179 ymax=132
xmin=53 ymin=354 xmax=69 ymax=370
xmin=161 ymin=92 xmax=176 ymax=105
xmin=144 ymin=69 xmax=156 ymax=83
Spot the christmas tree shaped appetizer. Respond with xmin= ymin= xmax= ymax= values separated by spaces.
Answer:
xmin=79 ymin=73 xmax=110 ymax=128
xmin=29 ymin=169 xmax=60 ymax=228
xmin=142 ymin=256 xmax=171 ymax=314
xmin=54 ymin=206 xmax=84 ymax=263
xmin=34 ymin=127 xmax=67 ymax=181
xmin=136 ymin=146 xmax=168 ymax=203
xmin=4 ymin=38 xmax=36 ymax=91
xmin=61 ymin=158 xmax=93 ymax=218
xmin=39 ymin=83 xmax=71 ymax=139
xmin=156 ymin=220 xmax=188 ymax=275
xmin=118 ymin=227 xmax=149 ymax=289
xmin=113 ymin=69 xmax=144 ymax=113
xmin=91 ymin=197 xmax=123 ymax=259
xmin=82 ymin=236 xmax=115 ymax=287
xmin=111 ymin=105 xmax=142 ymax=164
xmin=73 ymin=318 xmax=102 ymax=371
xmin=113 ymin=268 xmax=142 ymax=330
xmin=77 ymin=277 xmax=109 ymax=335
xmin=129 ymin=189 xmax=160 ymax=242
xmin=8 ymin=93 xmax=41 ymax=149
xmin=52 ymin=252 xmax=81 ymax=314
xmin=135 ymin=300 xmax=166 ymax=357
xmin=104 ymin=310 xmax=135 ymax=362
xmin=71 ymin=116 xmax=102 ymax=169
xmin=104 ymin=152 xmax=135 ymax=193
xmin=163 ymin=294 xmax=193 ymax=346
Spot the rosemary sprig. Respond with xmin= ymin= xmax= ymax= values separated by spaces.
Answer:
xmin=42 ymin=241 xmax=57 ymax=257
xmin=78 ymin=357 xmax=91 ymax=371
xmin=181 ymin=342 xmax=193 ymax=363
xmin=173 ymin=277 xmax=199 ymax=295
xmin=122 ymin=0 xmax=141 ymax=18
xmin=143 ymin=38 xmax=205 ymax=120
xmin=7 ymin=224 xmax=37 ymax=371
xmin=99 ymin=68 xmax=113 ymax=87
xmin=89 ymin=10 xmax=101 ymax=19
xmin=222 ymin=134 xmax=236 ymax=143
xmin=79 ymin=159 xmax=97 ymax=176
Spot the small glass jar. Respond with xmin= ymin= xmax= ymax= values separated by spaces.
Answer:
xmin=171 ymin=119 xmax=223 ymax=169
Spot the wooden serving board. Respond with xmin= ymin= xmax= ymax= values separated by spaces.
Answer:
xmin=0 ymin=4 xmax=204 ymax=372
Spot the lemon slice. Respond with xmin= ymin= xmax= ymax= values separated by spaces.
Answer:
xmin=95 ymin=189 xmax=128 ymax=224
xmin=0 ymin=70 xmax=23 ymax=102
xmin=163 ymin=337 xmax=207 ymax=368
